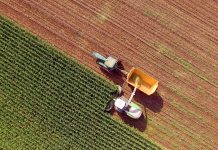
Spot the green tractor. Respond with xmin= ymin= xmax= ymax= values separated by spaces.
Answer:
xmin=92 ymin=52 xmax=119 ymax=73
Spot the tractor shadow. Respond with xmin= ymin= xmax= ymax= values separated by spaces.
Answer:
xmin=110 ymin=108 xmax=147 ymax=132
xmin=100 ymin=61 xmax=163 ymax=130
xmin=118 ymin=110 xmax=147 ymax=132
xmin=99 ymin=61 xmax=126 ymax=86
xmin=129 ymin=85 xmax=164 ymax=113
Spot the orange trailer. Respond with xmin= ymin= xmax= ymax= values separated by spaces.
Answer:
xmin=126 ymin=68 xmax=158 ymax=95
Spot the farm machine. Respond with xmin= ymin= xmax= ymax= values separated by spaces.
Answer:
xmin=92 ymin=52 xmax=158 ymax=119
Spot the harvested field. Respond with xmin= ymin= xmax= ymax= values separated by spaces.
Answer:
xmin=0 ymin=0 xmax=218 ymax=149
xmin=0 ymin=16 xmax=159 ymax=149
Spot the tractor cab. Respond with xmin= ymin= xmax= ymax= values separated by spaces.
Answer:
xmin=92 ymin=52 xmax=118 ymax=72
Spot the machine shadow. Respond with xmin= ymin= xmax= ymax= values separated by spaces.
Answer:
xmin=99 ymin=60 xmax=163 ymax=130
xmin=99 ymin=61 xmax=126 ymax=86
xmin=110 ymin=109 xmax=147 ymax=132
xmin=100 ymin=61 xmax=164 ymax=113
xmin=118 ymin=111 xmax=147 ymax=132
xmin=131 ymin=86 xmax=163 ymax=113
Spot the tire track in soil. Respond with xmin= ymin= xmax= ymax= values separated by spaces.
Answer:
xmin=0 ymin=0 xmax=217 ymax=149
xmin=124 ymin=0 xmax=218 ymax=57
xmin=37 ymin=0 xmax=218 ymax=146
xmin=70 ymin=0 xmax=218 ymax=92
xmin=131 ymin=0 xmax=218 ymax=37
xmin=123 ymin=0 xmax=218 ymax=72
xmin=2 ymin=0 xmax=218 ymax=145
xmin=165 ymin=0 xmax=218 ymax=29
xmin=0 ymin=1 xmax=98 ymax=72
xmin=58 ymin=0 xmax=218 ymax=115
xmin=64 ymin=0 xmax=218 ymax=122
xmin=52 ymin=0 xmax=218 ymax=104
xmin=122 ymin=0 xmax=218 ymax=67
xmin=3 ymin=0 xmax=218 ymax=141
xmin=188 ymin=0 xmax=218 ymax=18
xmin=161 ymin=0 xmax=218 ymax=52
xmin=0 ymin=2 xmax=185 ymax=149
xmin=34 ymin=0 xmax=218 ymax=135
xmin=71 ymin=0 xmax=218 ymax=96
xmin=0 ymin=2 xmax=211 ymax=150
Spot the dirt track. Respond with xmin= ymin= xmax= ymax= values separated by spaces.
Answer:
xmin=1 ymin=0 xmax=218 ymax=149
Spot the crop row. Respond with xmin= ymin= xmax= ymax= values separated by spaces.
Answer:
xmin=0 ymin=15 xmax=160 ymax=149
xmin=0 ymin=23 xmax=113 ymax=91
xmin=0 ymin=17 xmax=114 ymax=89
xmin=0 ymin=44 xmax=147 ymax=149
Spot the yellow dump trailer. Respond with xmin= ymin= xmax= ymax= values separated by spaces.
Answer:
xmin=127 ymin=68 xmax=158 ymax=95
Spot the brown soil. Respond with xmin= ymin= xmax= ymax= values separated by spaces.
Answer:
xmin=1 ymin=0 xmax=218 ymax=149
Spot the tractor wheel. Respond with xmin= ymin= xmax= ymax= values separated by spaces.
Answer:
xmin=104 ymin=100 xmax=115 ymax=112
xmin=116 ymin=85 xmax=122 ymax=95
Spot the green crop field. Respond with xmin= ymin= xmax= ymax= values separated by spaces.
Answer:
xmin=0 ymin=16 xmax=160 ymax=149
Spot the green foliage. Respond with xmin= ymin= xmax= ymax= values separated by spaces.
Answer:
xmin=0 ymin=16 xmax=160 ymax=149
